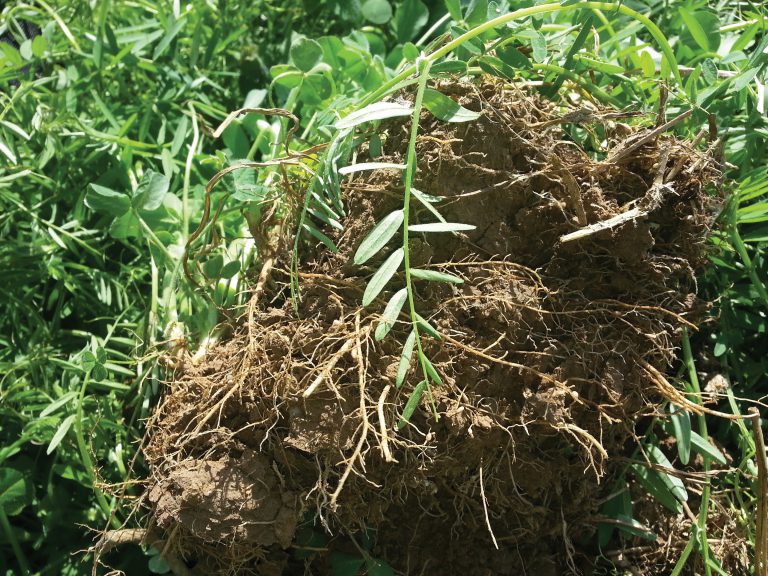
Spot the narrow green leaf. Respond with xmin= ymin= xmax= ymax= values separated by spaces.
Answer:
xmin=375 ymin=288 xmax=408 ymax=341
xmin=690 ymin=431 xmax=727 ymax=465
xmin=647 ymin=444 xmax=688 ymax=502
xmin=410 ymin=268 xmax=463 ymax=284
xmin=354 ymin=210 xmax=404 ymax=265
xmin=398 ymin=380 xmax=427 ymax=428
xmin=339 ymin=162 xmax=407 ymax=175
xmin=632 ymin=463 xmax=683 ymax=514
xmin=415 ymin=313 xmax=441 ymax=340
xmin=336 ymin=101 xmax=413 ymax=130
xmin=363 ymin=248 xmax=404 ymax=306
xmin=47 ymin=414 xmax=77 ymax=455
xmin=396 ymin=330 xmax=417 ymax=387
xmin=412 ymin=188 xmax=447 ymax=224
xmin=0 ymin=136 xmax=17 ymax=164
xmin=422 ymin=88 xmax=481 ymax=123
xmin=419 ymin=351 xmax=442 ymax=385
xmin=409 ymin=222 xmax=475 ymax=232
xmin=678 ymin=8 xmax=709 ymax=51
xmin=302 ymin=223 xmax=339 ymax=252
xmin=611 ymin=514 xmax=656 ymax=541
xmin=575 ymin=56 xmax=624 ymax=75
xmin=39 ymin=392 xmax=78 ymax=418
xmin=153 ymin=16 xmax=186 ymax=60
xmin=669 ymin=405 xmax=691 ymax=465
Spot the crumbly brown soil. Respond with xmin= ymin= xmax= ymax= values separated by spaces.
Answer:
xmin=142 ymin=79 xmax=746 ymax=575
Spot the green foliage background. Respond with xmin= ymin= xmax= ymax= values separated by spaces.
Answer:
xmin=0 ymin=0 xmax=766 ymax=574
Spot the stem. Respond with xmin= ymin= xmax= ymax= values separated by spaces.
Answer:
xmin=682 ymin=329 xmax=711 ymax=575
xmin=360 ymin=1 xmax=682 ymax=108
xmin=183 ymin=102 xmax=200 ymax=242
xmin=401 ymin=58 xmax=438 ymax=410
xmin=729 ymin=201 xmax=768 ymax=312
xmin=0 ymin=508 xmax=31 ymax=576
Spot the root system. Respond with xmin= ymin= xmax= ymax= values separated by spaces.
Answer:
xmin=138 ymin=79 xmax=747 ymax=575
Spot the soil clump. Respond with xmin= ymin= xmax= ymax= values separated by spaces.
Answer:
xmin=141 ymin=79 xmax=743 ymax=575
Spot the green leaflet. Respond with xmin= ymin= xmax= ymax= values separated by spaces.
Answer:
xmin=410 ymin=268 xmax=463 ymax=284
xmin=669 ymin=404 xmax=691 ymax=465
xmin=335 ymin=101 xmax=413 ymax=130
xmin=398 ymin=380 xmax=427 ymax=429
xmin=422 ymin=88 xmax=481 ymax=123
xmin=409 ymin=222 xmax=475 ymax=232
xmin=419 ymin=351 xmax=442 ymax=385
xmin=646 ymin=444 xmax=688 ymax=503
xmin=396 ymin=330 xmax=417 ymax=387
xmin=338 ymin=162 xmax=407 ymax=175
xmin=362 ymin=248 xmax=404 ymax=306
xmin=355 ymin=210 xmax=404 ymax=265
xmin=375 ymin=288 xmax=408 ymax=341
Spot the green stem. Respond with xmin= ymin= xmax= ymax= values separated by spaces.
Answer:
xmin=183 ymin=102 xmax=200 ymax=242
xmin=0 ymin=508 xmax=31 ymax=576
xmin=682 ymin=329 xmax=711 ymax=575
xmin=400 ymin=58 xmax=438 ymax=411
xmin=670 ymin=529 xmax=698 ymax=576
xmin=361 ymin=1 xmax=682 ymax=108
xmin=729 ymin=202 xmax=768 ymax=312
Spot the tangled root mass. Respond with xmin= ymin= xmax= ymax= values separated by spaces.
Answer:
xmin=142 ymin=80 xmax=741 ymax=575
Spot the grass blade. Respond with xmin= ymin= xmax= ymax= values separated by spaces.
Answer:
xmin=647 ymin=444 xmax=688 ymax=503
xmin=669 ymin=404 xmax=692 ymax=465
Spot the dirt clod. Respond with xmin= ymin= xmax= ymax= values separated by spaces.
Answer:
xmin=142 ymin=78 xmax=745 ymax=575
